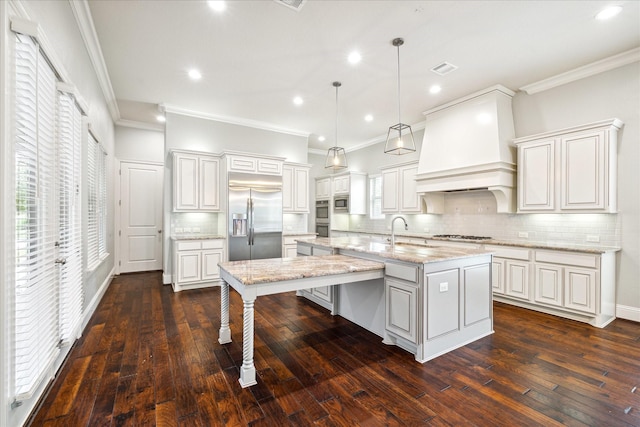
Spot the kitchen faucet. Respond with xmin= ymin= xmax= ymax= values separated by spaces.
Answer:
xmin=390 ymin=216 xmax=408 ymax=246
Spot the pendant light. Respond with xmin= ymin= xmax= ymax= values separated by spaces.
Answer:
xmin=325 ymin=81 xmax=348 ymax=169
xmin=385 ymin=37 xmax=416 ymax=155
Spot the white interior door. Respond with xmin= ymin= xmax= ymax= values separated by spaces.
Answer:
xmin=119 ymin=161 xmax=164 ymax=273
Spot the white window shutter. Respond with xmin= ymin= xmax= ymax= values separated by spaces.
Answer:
xmin=14 ymin=32 xmax=60 ymax=400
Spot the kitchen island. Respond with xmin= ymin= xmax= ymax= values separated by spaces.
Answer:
xmin=218 ymin=237 xmax=493 ymax=387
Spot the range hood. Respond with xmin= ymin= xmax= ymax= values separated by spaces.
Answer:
xmin=415 ymin=85 xmax=517 ymax=213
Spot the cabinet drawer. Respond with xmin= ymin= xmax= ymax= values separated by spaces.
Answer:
xmin=535 ymin=250 xmax=598 ymax=268
xmin=177 ymin=241 xmax=202 ymax=251
xmin=312 ymin=247 xmax=333 ymax=256
xmin=385 ymin=262 xmax=418 ymax=283
xmin=485 ymin=245 xmax=531 ymax=260
xmin=202 ymin=239 xmax=224 ymax=249
xmin=297 ymin=245 xmax=312 ymax=256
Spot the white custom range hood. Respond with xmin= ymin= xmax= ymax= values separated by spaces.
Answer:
xmin=415 ymin=85 xmax=517 ymax=213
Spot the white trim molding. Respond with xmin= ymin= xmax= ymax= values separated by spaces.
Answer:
xmin=82 ymin=266 xmax=115 ymax=331
xmin=520 ymin=47 xmax=640 ymax=95
xmin=116 ymin=118 xmax=165 ymax=132
xmin=616 ymin=304 xmax=640 ymax=323
xmin=68 ymin=0 xmax=120 ymax=121
xmin=160 ymin=103 xmax=310 ymax=138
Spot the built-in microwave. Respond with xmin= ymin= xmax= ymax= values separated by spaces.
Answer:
xmin=334 ymin=195 xmax=349 ymax=212
xmin=316 ymin=199 xmax=330 ymax=220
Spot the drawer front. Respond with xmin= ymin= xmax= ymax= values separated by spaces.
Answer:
xmin=535 ymin=250 xmax=599 ymax=269
xmin=485 ymin=245 xmax=531 ymax=261
xmin=312 ymin=247 xmax=333 ymax=256
xmin=385 ymin=262 xmax=419 ymax=283
xmin=283 ymin=236 xmax=298 ymax=245
xmin=297 ymin=244 xmax=312 ymax=256
xmin=202 ymin=239 xmax=224 ymax=249
xmin=177 ymin=241 xmax=202 ymax=251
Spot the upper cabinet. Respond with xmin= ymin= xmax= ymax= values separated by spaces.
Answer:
xmin=332 ymin=172 xmax=367 ymax=215
xmin=283 ymin=162 xmax=310 ymax=213
xmin=514 ymin=119 xmax=623 ymax=213
xmin=316 ymin=177 xmax=331 ymax=199
xmin=173 ymin=150 xmax=220 ymax=212
xmin=381 ymin=161 xmax=423 ymax=214
xmin=226 ymin=153 xmax=283 ymax=175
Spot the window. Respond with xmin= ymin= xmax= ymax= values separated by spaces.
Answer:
xmin=369 ymin=175 xmax=384 ymax=219
xmin=86 ymin=132 xmax=108 ymax=270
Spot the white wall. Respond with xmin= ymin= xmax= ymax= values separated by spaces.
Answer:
xmin=115 ymin=125 xmax=164 ymax=163
xmin=0 ymin=1 xmax=116 ymax=425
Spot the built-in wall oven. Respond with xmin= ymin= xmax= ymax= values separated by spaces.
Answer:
xmin=315 ymin=200 xmax=330 ymax=237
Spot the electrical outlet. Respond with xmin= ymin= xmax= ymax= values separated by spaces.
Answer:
xmin=439 ymin=282 xmax=448 ymax=292
xmin=518 ymin=231 xmax=529 ymax=238
xmin=587 ymin=235 xmax=600 ymax=243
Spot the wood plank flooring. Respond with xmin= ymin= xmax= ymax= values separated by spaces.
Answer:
xmin=29 ymin=271 xmax=640 ymax=426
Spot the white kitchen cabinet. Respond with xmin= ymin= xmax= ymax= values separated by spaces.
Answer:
xmin=173 ymin=151 xmax=220 ymax=212
xmin=381 ymin=161 xmax=422 ymax=214
xmin=534 ymin=263 xmax=563 ymax=307
xmin=295 ymin=243 xmax=336 ymax=312
xmin=331 ymin=172 xmax=367 ymax=214
xmin=332 ymin=175 xmax=350 ymax=194
xmin=282 ymin=234 xmax=315 ymax=259
xmin=226 ymin=153 xmax=283 ymax=175
xmin=485 ymin=245 xmax=531 ymax=300
xmin=315 ymin=177 xmax=331 ymax=199
xmin=514 ymin=119 xmax=622 ymax=213
xmin=505 ymin=260 xmax=530 ymax=300
xmin=283 ymin=163 xmax=310 ymax=213
xmin=172 ymin=239 xmax=225 ymax=292
xmin=491 ymin=258 xmax=505 ymax=295
xmin=385 ymin=277 xmax=418 ymax=344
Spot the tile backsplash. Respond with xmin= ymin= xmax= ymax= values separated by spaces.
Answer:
xmin=171 ymin=212 xmax=221 ymax=235
xmin=345 ymin=192 xmax=620 ymax=247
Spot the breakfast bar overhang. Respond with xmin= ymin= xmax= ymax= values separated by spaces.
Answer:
xmin=217 ymin=255 xmax=385 ymax=387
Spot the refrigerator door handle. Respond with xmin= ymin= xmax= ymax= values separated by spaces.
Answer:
xmin=246 ymin=198 xmax=252 ymax=246
xmin=249 ymin=197 xmax=255 ymax=245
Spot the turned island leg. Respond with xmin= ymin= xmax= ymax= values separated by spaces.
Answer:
xmin=218 ymin=282 xmax=232 ymax=344
xmin=239 ymin=298 xmax=258 ymax=387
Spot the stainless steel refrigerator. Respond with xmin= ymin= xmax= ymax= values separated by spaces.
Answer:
xmin=228 ymin=172 xmax=283 ymax=261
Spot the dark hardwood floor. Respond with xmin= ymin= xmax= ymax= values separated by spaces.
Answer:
xmin=29 ymin=271 xmax=640 ymax=426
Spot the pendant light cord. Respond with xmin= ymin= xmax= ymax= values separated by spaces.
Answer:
xmin=396 ymin=42 xmax=401 ymax=126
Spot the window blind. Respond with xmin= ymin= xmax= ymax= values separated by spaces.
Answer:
xmin=370 ymin=175 xmax=384 ymax=219
xmin=87 ymin=131 xmax=107 ymax=270
xmin=56 ymin=90 xmax=84 ymax=344
xmin=14 ymin=32 xmax=60 ymax=400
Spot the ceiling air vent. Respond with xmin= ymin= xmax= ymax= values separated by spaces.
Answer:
xmin=274 ymin=0 xmax=307 ymax=12
xmin=431 ymin=62 xmax=458 ymax=76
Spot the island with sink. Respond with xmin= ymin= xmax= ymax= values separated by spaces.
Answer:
xmin=217 ymin=236 xmax=494 ymax=387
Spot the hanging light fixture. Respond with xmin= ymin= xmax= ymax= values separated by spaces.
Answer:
xmin=325 ymin=81 xmax=348 ymax=169
xmin=385 ymin=37 xmax=416 ymax=155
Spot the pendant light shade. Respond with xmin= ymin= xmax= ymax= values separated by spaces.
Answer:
xmin=385 ymin=38 xmax=416 ymax=155
xmin=325 ymin=81 xmax=348 ymax=170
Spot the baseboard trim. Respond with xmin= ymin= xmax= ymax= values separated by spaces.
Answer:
xmin=82 ymin=267 xmax=115 ymax=330
xmin=616 ymin=304 xmax=640 ymax=323
xmin=162 ymin=272 xmax=172 ymax=285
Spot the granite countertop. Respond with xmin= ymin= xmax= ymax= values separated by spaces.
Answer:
xmin=283 ymin=232 xmax=318 ymax=236
xmin=297 ymin=237 xmax=493 ymax=264
xmin=171 ymin=234 xmax=226 ymax=240
xmin=331 ymin=229 xmax=619 ymax=254
xmin=218 ymin=255 xmax=384 ymax=285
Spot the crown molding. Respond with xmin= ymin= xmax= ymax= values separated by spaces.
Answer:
xmin=160 ymin=103 xmax=310 ymax=138
xmin=115 ymin=119 xmax=164 ymax=132
xmin=68 ymin=0 xmax=120 ymax=121
xmin=520 ymin=47 xmax=640 ymax=95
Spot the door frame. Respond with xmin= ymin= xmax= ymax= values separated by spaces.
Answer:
xmin=114 ymin=158 xmax=164 ymax=275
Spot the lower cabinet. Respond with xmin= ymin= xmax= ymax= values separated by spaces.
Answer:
xmin=172 ymin=239 xmax=225 ymax=292
xmin=385 ymin=277 xmax=418 ymax=344
xmin=296 ymin=243 xmax=336 ymax=312
xmin=282 ymin=234 xmax=316 ymax=258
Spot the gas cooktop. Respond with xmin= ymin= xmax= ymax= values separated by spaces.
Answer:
xmin=433 ymin=234 xmax=492 ymax=240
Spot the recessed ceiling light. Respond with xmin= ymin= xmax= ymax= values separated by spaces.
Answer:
xmin=348 ymin=51 xmax=362 ymax=64
xmin=293 ymin=96 xmax=304 ymax=106
xmin=364 ymin=114 xmax=373 ymax=122
xmin=207 ymin=1 xmax=227 ymax=12
xmin=318 ymin=136 xmax=326 ymax=142
xmin=188 ymin=69 xmax=202 ymax=80
xmin=596 ymin=5 xmax=622 ymax=20
xmin=156 ymin=115 xmax=166 ymax=123
xmin=429 ymin=85 xmax=442 ymax=94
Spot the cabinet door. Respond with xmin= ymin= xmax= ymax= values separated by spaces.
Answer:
xmin=381 ymin=168 xmax=399 ymax=213
xmin=202 ymin=250 xmax=223 ymax=281
xmin=561 ymin=131 xmax=606 ymax=210
xmin=200 ymin=157 xmax=219 ymax=211
xmin=284 ymin=245 xmax=298 ymax=258
xmin=564 ymin=267 xmax=596 ymax=314
xmin=294 ymin=167 xmax=309 ymax=212
xmin=491 ymin=258 xmax=505 ymax=295
xmin=228 ymin=155 xmax=257 ymax=172
xmin=385 ymin=278 xmax=418 ymax=343
xmin=505 ymin=260 xmax=530 ymax=300
xmin=257 ymin=159 xmax=283 ymax=175
xmin=333 ymin=176 xmax=349 ymax=194
xmin=534 ymin=263 xmax=563 ymax=307
xmin=400 ymin=165 xmax=421 ymax=212
xmin=316 ymin=178 xmax=330 ymax=199
xmin=312 ymin=286 xmax=333 ymax=303
xmin=177 ymin=251 xmax=202 ymax=283
xmin=518 ymin=140 xmax=555 ymax=211
xmin=282 ymin=166 xmax=294 ymax=212
xmin=174 ymin=154 xmax=199 ymax=211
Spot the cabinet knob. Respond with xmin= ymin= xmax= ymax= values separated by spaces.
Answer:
xmin=158 ymin=230 xmax=162 ymax=234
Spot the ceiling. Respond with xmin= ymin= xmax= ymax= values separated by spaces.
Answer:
xmin=87 ymin=0 xmax=640 ymax=151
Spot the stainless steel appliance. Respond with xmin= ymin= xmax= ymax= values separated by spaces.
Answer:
xmin=228 ymin=172 xmax=283 ymax=261
xmin=333 ymin=195 xmax=349 ymax=212
xmin=315 ymin=199 xmax=330 ymax=237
